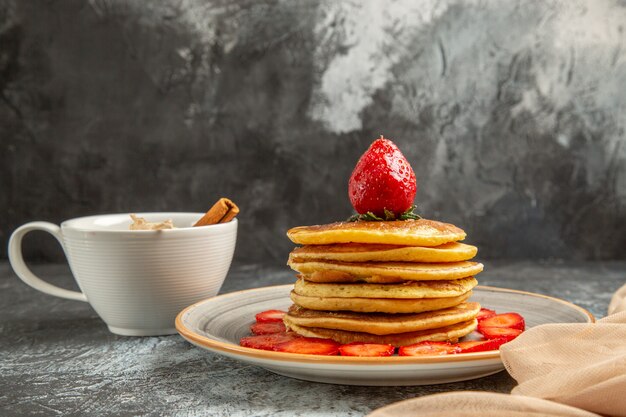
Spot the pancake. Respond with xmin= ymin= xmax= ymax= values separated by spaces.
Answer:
xmin=293 ymin=276 xmax=477 ymax=299
xmin=290 ymin=290 xmax=472 ymax=313
xmin=284 ymin=302 xmax=480 ymax=335
xmin=286 ymin=219 xmax=466 ymax=246
xmin=285 ymin=319 xmax=478 ymax=346
xmin=288 ymin=259 xmax=484 ymax=281
xmin=301 ymin=271 xmax=408 ymax=284
xmin=289 ymin=242 xmax=477 ymax=263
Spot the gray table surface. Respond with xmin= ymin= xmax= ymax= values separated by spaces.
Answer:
xmin=1 ymin=260 xmax=624 ymax=416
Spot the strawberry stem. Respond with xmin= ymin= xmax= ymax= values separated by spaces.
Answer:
xmin=347 ymin=205 xmax=421 ymax=222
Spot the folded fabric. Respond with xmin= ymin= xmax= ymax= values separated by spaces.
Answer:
xmin=609 ymin=283 xmax=626 ymax=315
xmin=368 ymin=391 xmax=602 ymax=417
xmin=368 ymin=283 xmax=626 ymax=417
xmin=504 ymin=310 xmax=626 ymax=417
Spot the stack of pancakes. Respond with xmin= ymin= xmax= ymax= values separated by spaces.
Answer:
xmin=283 ymin=219 xmax=483 ymax=346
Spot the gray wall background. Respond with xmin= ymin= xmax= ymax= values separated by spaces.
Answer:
xmin=1 ymin=0 xmax=625 ymax=266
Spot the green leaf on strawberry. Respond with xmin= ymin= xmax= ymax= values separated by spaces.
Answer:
xmin=348 ymin=205 xmax=421 ymax=222
xmin=398 ymin=205 xmax=421 ymax=220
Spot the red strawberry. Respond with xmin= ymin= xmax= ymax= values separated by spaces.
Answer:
xmin=274 ymin=337 xmax=340 ymax=355
xmin=250 ymin=322 xmax=287 ymax=335
xmin=476 ymin=308 xmax=497 ymax=321
xmin=339 ymin=343 xmax=395 ymax=357
xmin=455 ymin=338 xmax=508 ymax=353
xmin=255 ymin=309 xmax=286 ymax=323
xmin=398 ymin=341 xmax=460 ymax=356
xmin=240 ymin=332 xmax=298 ymax=350
xmin=478 ymin=326 xmax=522 ymax=342
xmin=478 ymin=313 xmax=525 ymax=331
xmin=349 ymin=136 xmax=417 ymax=217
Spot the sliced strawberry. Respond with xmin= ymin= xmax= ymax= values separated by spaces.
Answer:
xmin=239 ymin=332 xmax=297 ymax=350
xmin=348 ymin=136 xmax=417 ymax=217
xmin=398 ymin=341 xmax=460 ymax=356
xmin=339 ymin=343 xmax=395 ymax=357
xmin=250 ymin=321 xmax=287 ymax=335
xmin=476 ymin=308 xmax=496 ymax=321
xmin=274 ymin=337 xmax=340 ymax=355
xmin=478 ymin=326 xmax=522 ymax=342
xmin=255 ymin=309 xmax=286 ymax=323
xmin=479 ymin=312 xmax=525 ymax=330
xmin=455 ymin=338 xmax=508 ymax=353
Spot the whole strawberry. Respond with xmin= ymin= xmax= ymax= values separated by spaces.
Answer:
xmin=348 ymin=136 xmax=417 ymax=218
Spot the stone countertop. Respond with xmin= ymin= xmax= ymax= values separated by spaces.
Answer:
xmin=1 ymin=261 xmax=623 ymax=416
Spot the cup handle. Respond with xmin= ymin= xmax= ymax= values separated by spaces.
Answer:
xmin=8 ymin=221 xmax=88 ymax=302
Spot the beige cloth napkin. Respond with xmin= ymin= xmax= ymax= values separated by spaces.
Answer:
xmin=609 ymin=283 xmax=626 ymax=315
xmin=369 ymin=283 xmax=626 ymax=417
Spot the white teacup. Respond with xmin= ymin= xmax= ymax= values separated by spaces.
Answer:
xmin=8 ymin=213 xmax=237 ymax=336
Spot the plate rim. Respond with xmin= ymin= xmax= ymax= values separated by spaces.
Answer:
xmin=175 ymin=284 xmax=595 ymax=365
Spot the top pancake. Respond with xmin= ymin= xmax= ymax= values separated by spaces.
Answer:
xmin=289 ymin=242 xmax=477 ymax=263
xmin=286 ymin=219 xmax=466 ymax=246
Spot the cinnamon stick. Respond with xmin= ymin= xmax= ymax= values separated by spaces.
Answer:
xmin=193 ymin=198 xmax=239 ymax=226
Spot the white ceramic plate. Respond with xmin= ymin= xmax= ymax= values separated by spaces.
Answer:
xmin=176 ymin=285 xmax=593 ymax=386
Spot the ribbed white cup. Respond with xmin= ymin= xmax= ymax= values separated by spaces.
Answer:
xmin=8 ymin=213 xmax=237 ymax=336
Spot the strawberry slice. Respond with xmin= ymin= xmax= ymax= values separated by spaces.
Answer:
xmin=339 ymin=343 xmax=395 ymax=357
xmin=479 ymin=312 xmax=525 ymax=330
xmin=476 ymin=308 xmax=496 ymax=321
xmin=398 ymin=341 xmax=460 ymax=356
xmin=239 ymin=332 xmax=298 ymax=350
xmin=255 ymin=309 xmax=286 ymax=323
xmin=250 ymin=321 xmax=287 ymax=335
xmin=455 ymin=338 xmax=508 ymax=353
xmin=348 ymin=136 xmax=417 ymax=217
xmin=274 ymin=337 xmax=340 ymax=355
xmin=478 ymin=326 xmax=523 ymax=342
